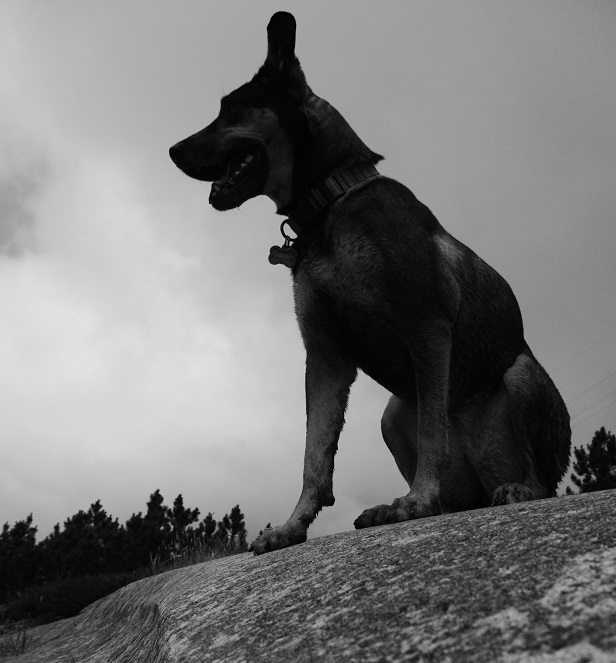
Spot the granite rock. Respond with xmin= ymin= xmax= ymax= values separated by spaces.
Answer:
xmin=9 ymin=490 xmax=616 ymax=662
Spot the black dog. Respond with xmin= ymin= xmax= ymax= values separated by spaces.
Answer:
xmin=170 ymin=12 xmax=571 ymax=554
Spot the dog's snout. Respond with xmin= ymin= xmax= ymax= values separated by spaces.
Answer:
xmin=169 ymin=141 xmax=184 ymax=166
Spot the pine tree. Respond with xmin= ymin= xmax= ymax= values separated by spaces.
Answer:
xmin=142 ymin=489 xmax=171 ymax=552
xmin=0 ymin=514 xmax=38 ymax=600
xmin=37 ymin=501 xmax=124 ymax=579
xmin=216 ymin=514 xmax=231 ymax=545
xmin=125 ymin=489 xmax=172 ymax=568
xmin=229 ymin=505 xmax=248 ymax=552
xmin=167 ymin=494 xmax=200 ymax=537
xmin=569 ymin=427 xmax=616 ymax=493
xmin=200 ymin=512 xmax=217 ymax=544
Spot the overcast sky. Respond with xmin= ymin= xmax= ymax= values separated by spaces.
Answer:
xmin=1 ymin=2 xmax=615 ymax=544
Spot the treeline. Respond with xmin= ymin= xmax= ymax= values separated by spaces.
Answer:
xmin=0 ymin=489 xmax=247 ymax=605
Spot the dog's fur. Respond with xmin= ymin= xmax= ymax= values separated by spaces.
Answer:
xmin=170 ymin=12 xmax=571 ymax=554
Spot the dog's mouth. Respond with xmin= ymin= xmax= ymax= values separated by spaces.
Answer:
xmin=209 ymin=148 xmax=269 ymax=211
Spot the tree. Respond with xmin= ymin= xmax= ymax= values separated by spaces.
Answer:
xmin=569 ymin=427 xmax=616 ymax=493
xmin=125 ymin=489 xmax=173 ymax=567
xmin=38 ymin=501 xmax=125 ymax=579
xmin=140 ymin=489 xmax=171 ymax=554
xmin=124 ymin=511 xmax=146 ymax=569
xmin=215 ymin=514 xmax=231 ymax=545
xmin=167 ymin=494 xmax=200 ymax=538
xmin=229 ymin=505 xmax=248 ymax=552
xmin=198 ymin=512 xmax=217 ymax=544
xmin=0 ymin=514 xmax=38 ymax=600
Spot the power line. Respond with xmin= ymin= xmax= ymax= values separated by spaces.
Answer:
xmin=566 ymin=368 xmax=616 ymax=407
xmin=339 ymin=463 xmax=392 ymax=493
xmin=553 ymin=329 xmax=616 ymax=374
xmin=571 ymin=387 xmax=616 ymax=420
xmin=572 ymin=395 xmax=616 ymax=431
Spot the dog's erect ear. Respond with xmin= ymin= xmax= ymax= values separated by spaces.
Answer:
xmin=266 ymin=12 xmax=296 ymax=70
xmin=258 ymin=12 xmax=308 ymax=102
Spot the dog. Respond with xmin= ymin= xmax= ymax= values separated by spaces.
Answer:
xmin=170 ymin=12 xmax=571 ymax=554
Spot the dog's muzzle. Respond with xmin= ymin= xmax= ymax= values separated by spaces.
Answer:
xmin=169 ymin=139 xmax=269 ymax=212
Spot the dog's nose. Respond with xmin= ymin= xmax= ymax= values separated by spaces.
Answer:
xmin=169 ymin=143 xmax=179 ymax=163
xmin=169 ymin=141 xmax=183 ymax=166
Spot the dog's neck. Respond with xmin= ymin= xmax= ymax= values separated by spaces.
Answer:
xmin=281 ymin=163 xmax=380 ymax=235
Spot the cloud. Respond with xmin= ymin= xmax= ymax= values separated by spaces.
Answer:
xmin=1 ymin=2 xmax=615 ymax=546
xmin=0 ymin=61 xmax=302 ymax=537
xmin=1 ymin=158 xmax=295 ymax=525
xmin=0 ymin=158 xmax=46 ymax=257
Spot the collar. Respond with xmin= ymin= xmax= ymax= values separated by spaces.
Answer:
xmin=283 ymin=162 xmax=379 ymax=235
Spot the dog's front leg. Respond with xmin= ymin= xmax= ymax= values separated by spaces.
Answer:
xmin=250 ymin=350 xmax=357 ymax=554
xmin=355 ymin=319 xmax=452 ymax=528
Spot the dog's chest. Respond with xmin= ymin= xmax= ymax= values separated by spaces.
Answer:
xmin=293 ymin=261 xmax=416 ymax=396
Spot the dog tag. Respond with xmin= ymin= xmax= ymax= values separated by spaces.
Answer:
xmin=268 ymin=244 xmax=297 ymax=268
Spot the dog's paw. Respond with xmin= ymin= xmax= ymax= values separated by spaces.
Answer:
xmin=249 ymin=522 xmax=307 ymax=555
xmin=491 ymin=483 xmax=534 ymax=506
xmin=353 ymin=503 xmax=392 ymax=529
xmin=353 ymin=495 xmax=438 ymax=529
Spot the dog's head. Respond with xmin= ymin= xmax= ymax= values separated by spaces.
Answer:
xmin=169 ymin=12 xmax=382 ymax=214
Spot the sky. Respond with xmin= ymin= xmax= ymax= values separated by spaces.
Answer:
xmin=1 ymin=1 xmax=615 ymax=544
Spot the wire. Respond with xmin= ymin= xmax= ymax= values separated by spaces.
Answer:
xmin=339 ymin=463 xmax=392 ymax=493
xmin=571 ymin=387 xmax=616 ymax=420
xmin=566 ymin=369 xmax=616 ymax=407
xmin=552 ymin=329 xmax=616 ymax=374
xmin=572 ymin=395 xmax=616 ymax=430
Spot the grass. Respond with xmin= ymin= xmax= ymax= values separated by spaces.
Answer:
xmin=149 ymin=535 xmax=247 ymax=575
xmin=0 ymin=619 xmax=30 ymax=658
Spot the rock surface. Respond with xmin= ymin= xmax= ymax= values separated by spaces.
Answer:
xmin=9 ymin=490 xmax=616 ymax=662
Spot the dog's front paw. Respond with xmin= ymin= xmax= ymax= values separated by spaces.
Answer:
xmin=249 ymin=522 xmax=307 ymax=555
xmin=353 ymin=495 xmax=438 ymax=529
xmin=353 ymin=503 xmax=392 ymax=529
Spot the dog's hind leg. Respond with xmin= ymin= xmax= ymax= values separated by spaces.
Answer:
xmin=489 ymin=352 xmax=570 ymax=504
xmin=458 ymin=379 xmax=546 ymax=507
xmin=380 ymin=394 xmax=419 ymax=489
xmin=462 ymin=352 xmax=569 ymax=507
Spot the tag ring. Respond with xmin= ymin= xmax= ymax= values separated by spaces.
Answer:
xmin=280 ymin=220 xmax=297 ymax=243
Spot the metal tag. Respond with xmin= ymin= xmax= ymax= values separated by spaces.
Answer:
xmin=269 ymin=219 xmax=298 ymax=268
xmin=268 ymin=244 xmax=297 ymax=268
